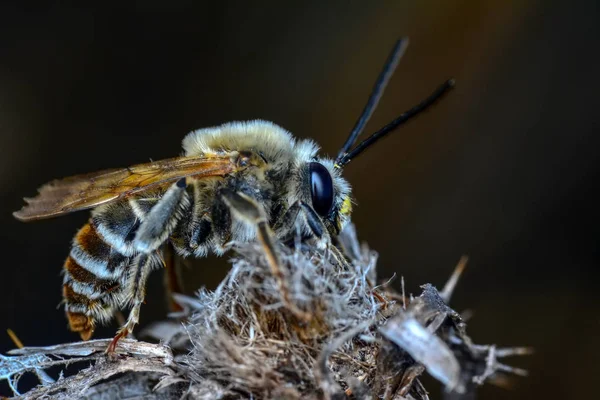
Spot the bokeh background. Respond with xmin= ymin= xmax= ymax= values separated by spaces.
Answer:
xmin=1 ymin=1 xmax=599 ymax=398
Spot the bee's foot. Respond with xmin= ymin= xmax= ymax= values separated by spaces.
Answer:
xmin=105 ymin=329 xmax=128 ymax=354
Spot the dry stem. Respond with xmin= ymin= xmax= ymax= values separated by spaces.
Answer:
xmin=0 ymin=225 xmax=529 ymax=399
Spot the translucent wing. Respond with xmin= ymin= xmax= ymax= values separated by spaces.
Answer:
xmin=14 ymin=154 xmax=238 ymax=221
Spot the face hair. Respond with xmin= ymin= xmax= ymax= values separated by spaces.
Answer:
xmin=335 ymin=38 xmax=455 ymax=168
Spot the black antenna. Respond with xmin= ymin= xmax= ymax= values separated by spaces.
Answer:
xmin=335 ymin=38 xmax=409 ymax=163
xmin=336 ymin=78 xmax=455 ymax=167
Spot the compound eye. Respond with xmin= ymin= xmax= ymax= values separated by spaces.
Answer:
xmin=309 ymin=162 xmax=334 ymax=217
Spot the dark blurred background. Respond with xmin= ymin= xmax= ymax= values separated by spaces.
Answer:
xmin=1 ymin=1 xmax=599 ymax=398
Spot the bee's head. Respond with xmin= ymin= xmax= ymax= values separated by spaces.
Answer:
xmin=284 ymin=139 xmax=352 ymax=237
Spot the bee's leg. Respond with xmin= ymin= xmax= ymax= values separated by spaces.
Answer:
xmin=274 ymin=201 xmax=327 ymax=243
xmin=220 ymin=190 xmax=311 ymax=322
xmin=211 ymin=192 xmax=233 ymax=251
xmin=133 ymin=178 xmax=190 ymax=253
xmin=106 ymin=254 xmax=155 ymax=353
xmin=275 ymin=201 xmax=349 ymax=267
xmin=162 ymin=242 xmax=184 ymax=313
xmin=129 ymin=179 xmax=190 ymax=315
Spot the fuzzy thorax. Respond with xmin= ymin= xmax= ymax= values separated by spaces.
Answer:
xmin=182 ymin=120 xmax=305 ymax=163
xmin=182 ymin=120 xmax=353 ymax=231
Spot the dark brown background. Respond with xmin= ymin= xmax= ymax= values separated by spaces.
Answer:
xmin=1 ymin=1 xmax=598 ymax=398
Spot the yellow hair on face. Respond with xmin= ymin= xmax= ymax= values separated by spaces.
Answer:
xmin=340 ymin=197 xmax=352 ymax=216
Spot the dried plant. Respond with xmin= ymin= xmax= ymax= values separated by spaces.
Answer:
xmin=0 ymin=225 xmax=530 ymax=399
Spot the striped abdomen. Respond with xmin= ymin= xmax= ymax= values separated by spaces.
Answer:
xmin=62 ymin=198 xmax=148 ymax=340
xmin=62 ymin=222 xmax=126 ymax=339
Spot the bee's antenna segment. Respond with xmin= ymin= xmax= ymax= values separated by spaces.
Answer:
xmin=336 ymin=38 xmax=409 ymax=165
xmin=337 ymin=78 xmax=455 ymax=167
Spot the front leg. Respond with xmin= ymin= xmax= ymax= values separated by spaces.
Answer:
xmin=274 ymin=200 xmax=330 ymax=248
xmin=220 ymin=190 xmax=311 ymax=322
xmin=275 ymin=201 xmax=350 ymax=269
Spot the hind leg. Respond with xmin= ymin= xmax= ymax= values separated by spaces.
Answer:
xmin=106 ymin=253 xmax=156 ymax=353
xmin=106 ymin=179 xmax=189 ymax=352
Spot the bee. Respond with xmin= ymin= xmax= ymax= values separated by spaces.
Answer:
xmin=13 ymin=38 xmax=453 ymax=352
